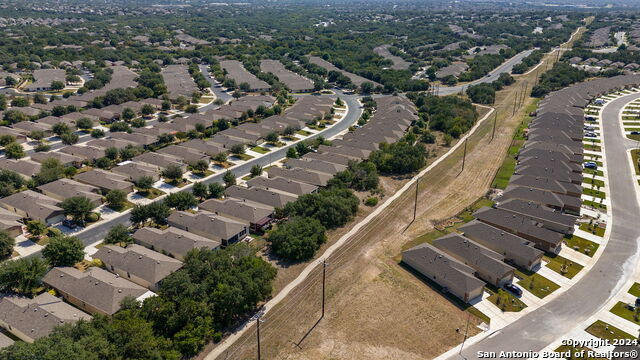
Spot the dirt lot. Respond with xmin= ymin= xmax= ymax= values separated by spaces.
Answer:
xmin=208 ymin=29 xmax=586 ymax=360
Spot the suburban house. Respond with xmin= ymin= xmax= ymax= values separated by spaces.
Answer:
xmin=0 ymin=207 xmax=22 ymax=237
xmin=167 ymin=211 xmax=249 ymax=246
xmin=459 ymin=220 xmax=544 ymax=271
xmin=245 ymin=176 xmax=318 ymax=196
xmin=0 ymin=190 xmax=64 ymax=225
xmin=283 ymin=158 xmax=347 ymax=176
xmin=496 ymin=198 xmax=576 ymax=234
xmin=112 ymin=161 xmax=161 ymax=182
xmin=0 ymin=293 xmax=92 ymax=343
xmin=132 ymin=226 xmax=221 ymax=260
xmin=199 ymin=197 xmax=274 ymax=232
xmin=498 ymin=185 xmax=582 ymax=214
xmin=224 ymin=185 xmax=297 ymax=209
xmin=37 ymin=178 xmax=103 ymax=206
xmin=0 ymin=159 xmax=41 ymax=180
xmin=266 ymin=166 xmax=332 ymax=187
xmin=94 ymin=245 xmax=183 ymax=292
xmin=473 ymin=207 xmax=564 ymax=252
xmin=30 ymin=151 xmax=83 ymax=167
xmin=74 ymin=169 xmax=134 ymax=194
xmin=133 ymin=152 xmax=187 ymax=172
xmin=59 ymin=145 xmax=105 ymax=163
xmin=402 ymin=243 xmax=485 ymax=303
xmin=432 ymin=233 xmax=516 ymax=287
xmin=42 ymin=267 xmax=151 ymax=316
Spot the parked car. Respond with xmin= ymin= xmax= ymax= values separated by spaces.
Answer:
xmin=631 ymin=131 xmax=640 ymax=135
xmin=585 ymin=116 xmax=596 ymax=122
xmin=584 ymin=126 xmax=595 ymax=131
xmin=585 ymin=132 xmax=597 ymax=138
xmin=635 ymin=297 xmax=640 ymax=307
xmin=504 ymin=283 xmax=522 ymax=297
xmin=584 ymin=161 xmax=598 ymax=169
xmin=62 ymin=219 xmax=77 ymax=229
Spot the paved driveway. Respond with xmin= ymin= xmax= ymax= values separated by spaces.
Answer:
xmin=457 ymin=93 xmax=640 ymax=359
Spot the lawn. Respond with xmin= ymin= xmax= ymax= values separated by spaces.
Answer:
xmin=107 ymin=200 xmax=134 ymax=212
xmin=583 ymin=178 xmax=605 ymax=188
xmin=586 ymin=320 xmax=635 ymax=341
xmin=610 ymin=301 xmax=640 ymax=325
xmin=229 ymin=153 xmax=254 ymax=161
xmin=491 ymin=145 xmax=519 ymax=189
xmin=190 ymin=170 xmax=214 ymax=178
xmin=487 ymin=288 xmax=526 ymax=312
xmin=515 ymin=270 xmax=560 ymax=299
xmin=563 ymin=235 xmax=599 ymax=257
xmin=582 ymin=187 xmax=606 ymax=199
xmin=628 ymin=282 xmax=640 ymax=297
xmin=251 ymin=146 xmax=270 ymax=154
xmin=582 ymin=200 xmax=607 ymax=210
xmin=583 ymin=168 xmax=604 ymax=177
xmin=135 ymin=187 xmax=165 ymax=200
xmin=545 ymin=254 xmax=583 ymax=279
xmin=163 ymin=179 xmax=191 ymax=188
xmin=632 ymin=150 xmax=640 ymax=176
xmin=579 ymin=223 xmax=606 ymax=237
xmin=402 ymin=198 xmax=494 ymax=251
xmin=584 ymin=144 xmax=602 ymax=152
xmin=628 ymin=134 xmax=640 ymax=141
xmin=296 ymin=130 xmax=312 ymax=136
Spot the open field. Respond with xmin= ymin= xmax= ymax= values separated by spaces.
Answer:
xmin=206 ymin=37 xmax=578 ymax=360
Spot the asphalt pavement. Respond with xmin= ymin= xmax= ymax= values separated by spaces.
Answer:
xmin=73 ymin=92 xmax=362 ymax=247
xmin=436 ymin=49 xmax=535 ymax=96
xmin=457 ymin=93 xmax=640 ymax=359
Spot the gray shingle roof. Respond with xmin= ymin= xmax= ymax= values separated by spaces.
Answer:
xmin=132 ymin=226 xmax=220 ymax=259
xmin=42 ymin=267 xmax=149 ymax=316
xmin=94 ymin=244 xmax=183 ymax=286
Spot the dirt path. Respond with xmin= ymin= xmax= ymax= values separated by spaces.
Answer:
xmin=207 ymin=26 xmax=587 ymax=360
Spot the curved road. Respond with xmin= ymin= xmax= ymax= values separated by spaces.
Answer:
xmin=458 ymin=93 xmax=640 ymax=359
xmin=436 ymin=49 xmax=535 ymax=96
xmin=73 ymin=92 xmax=362 ymax=247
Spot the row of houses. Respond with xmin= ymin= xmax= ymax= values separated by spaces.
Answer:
xmin=161 ymin=64 xmax=199 ymax=100
xmin=259 ymin=60 xmax=314 ymax=93
xmin=403 ymin=74 xmax=640 ymax=303
xmin=0 ymin=95 xmax=416 ymax=344
xmin=220 ymin=60 xmax=271 ymax=92
xmin=23 ymin=69 xmax=66 ymax=92
xmin=307 ymin=56 xmax=382 ymax=88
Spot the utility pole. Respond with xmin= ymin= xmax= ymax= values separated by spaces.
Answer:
xmin=490 ymin=111 xmax=497 ymax=142
xmin=413 ymin=178 xmax=420 ymax=222
xmin=321 ymin=260 xmax=327 ymax=319
xmin=461 ymin=139 xmax=468 ymax=173
xmin=256 ymin=315 xmax=262 ymax=360
xmin=459 ymin=312 xmax=471 ymax=356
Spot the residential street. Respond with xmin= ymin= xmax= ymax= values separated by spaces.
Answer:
xmin=70 ymin=92 xmax=362 ymax=247
xmin=436 ymin=49 xmax=535 ymax=96
xmin=457 ymin=93 xmax=640 ymax=359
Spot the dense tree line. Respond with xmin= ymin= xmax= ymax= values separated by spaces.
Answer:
xmin=531 ymin=62 xmax=587 ymax=97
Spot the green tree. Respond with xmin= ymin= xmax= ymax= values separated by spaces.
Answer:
xmin=141 ymin=104 xmax=155 ymax=116
xmin=135 ymin=176 xmax=155 ymax=190
xmin=104 ymin=224 xmax=133 ymax=245
xmin=51 ymin=122 xmax=71 ymax=136
xmin=0 ymin=257 xmax=48 ymax=296
xmin=51 ymin=80 xmax=64 ymax=91
xmin=250 ymin=165 xmax=262 ymax=177
xmin=0 ymin=135 xmax=15 ymax=146
xmin=104 ymin=146 xmax=119 ymax=160
xmin=76 ymin=117 xmax=94 ymax=130
xmin=192 ymin=181 xmax=208 ymax=199
xmin=60 ymin=132 xmax=79 ymax=145
xmin=286 ymin=147 xmax=298 ymax=158
xmin=4 ymin=76 xmax=17 ymax=87
xmin=230 ymin=144 xmax=244 ymax=155
xmin=284 ymin=187 xmax=359 ymax=229
xmin=190 ymin=159 xmax=209 ymax=175
xmin=4 ymin=142 xmax=25 ymax=159
xmin=122 ymin=107 xmax=136 ymax=121
xmin=164 ymin=191 xmax=198 ymax=211
xmin=269 ymin=217 xmax=326 ymax=260
xmin=60 ymin=196 xmax=96 ymax=226
xmin=130 ymin=204 xmax=149 ymax=227
xmin=265 ymin=132 xmax=279 ymax=143
xmin=162 ymin=165 xmax=183 ymax=183
xmin=0 ymin=230 xmax=15 ymax=261
xmin=26 ymin=220 xmax=47 ymax=237
xmin=208 ymin=182 xmax=225 ymax=198
xmin=42 ymin=235 xmax=84 ymax=267
xmin=106 ymin=189 xmax=128 ymax=210
xmin=223 ymin=171 xmax=236 ymax=187
xmin=91 ymin=128 xmax=105 ymax=138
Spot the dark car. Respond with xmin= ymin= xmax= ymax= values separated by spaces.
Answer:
xmin=631 ymin=131 xmax=640 ymax=135
xmin=584 ymin=161 xmax=598 ymax=169
xmin=635 ymin=297 xmax=640 ymax=307
xmin=62 ymin=219 xmax=77 ymax=229
xmin=504 ymin=283 xmax=522 ymax=297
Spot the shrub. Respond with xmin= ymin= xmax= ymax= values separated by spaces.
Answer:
xmin=269 ymin=217 xmax=327 ymax=260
